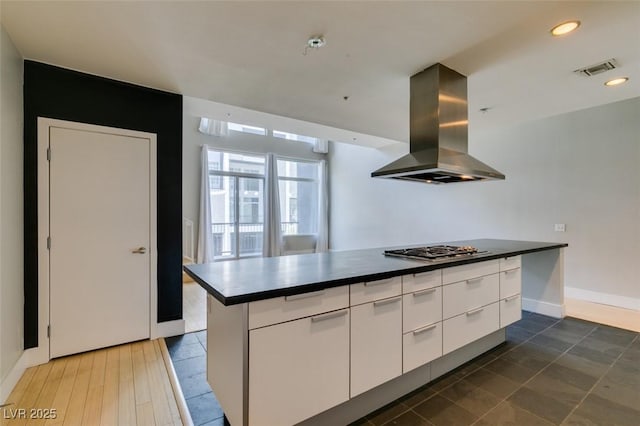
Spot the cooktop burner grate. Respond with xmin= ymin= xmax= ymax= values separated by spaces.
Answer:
xmin=384 ymin=245 xmax=487 ymax=261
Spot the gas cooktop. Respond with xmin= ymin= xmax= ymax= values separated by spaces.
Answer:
xmin=384 ymin=245 xmax=488 ymax=261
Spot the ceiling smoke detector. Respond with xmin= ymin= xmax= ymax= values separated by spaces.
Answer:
xmin=307 ymin=36 xmax=326 ymax=49
xmin=574 ymin=59 xmax=618 ymax=77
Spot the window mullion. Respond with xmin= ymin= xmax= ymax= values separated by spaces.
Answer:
xmin=234 ymin=176 xmax=240 ymax=259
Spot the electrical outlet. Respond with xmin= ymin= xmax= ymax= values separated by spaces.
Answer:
xmin=554 ymin=224 xmax=566 ymax=232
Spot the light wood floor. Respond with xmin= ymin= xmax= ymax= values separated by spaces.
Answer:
xmin=1 ymin=340 xmax=182 ymax=426
xmin=566 ymin=297 xmax=640 ymax=332
xmin=183 ymin=282 xmax=206 ymax=334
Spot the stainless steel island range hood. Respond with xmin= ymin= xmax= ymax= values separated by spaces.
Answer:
xmin=371 ymin=63 xmax=505 ymax=184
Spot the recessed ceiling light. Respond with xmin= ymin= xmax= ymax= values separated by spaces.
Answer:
xmin=604 ymin=77 xmax=629 ymax=87
xmin=550 ymin=20 xmax=580 ymax=36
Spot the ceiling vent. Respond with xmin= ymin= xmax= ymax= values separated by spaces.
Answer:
xmin=575 ymin=59 xmax=618 ymax=77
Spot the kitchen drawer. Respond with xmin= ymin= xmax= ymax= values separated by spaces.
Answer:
xmin=442 ymin=273 xmax=499 ymax=320
xmin=500 ymin=255 xmax=521 ymax=271
xmin=403 ymin=287 xmax=442 ymax=333
xmin=443 ymin=302 xmax=499 ymax=355
xmin=402 ymin=270 xmax=442 ymax=294
xmin=500 ymin=268 xmax=521 ymax=299
xmin=442 ymin=260 xmax=499 ymax=285
xmin=248 ymin=286 xmax=349 ymax=329
xmin=403 ymin=321 xmax=442 ymax=373
xmin=350 ymin=276 xmax=402 ymax=306
xmin=500 ymin=294 xmax=522 ymax=328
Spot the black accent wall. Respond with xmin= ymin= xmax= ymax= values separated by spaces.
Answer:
xmin=24 ymin=61 xmax=183 ymax=348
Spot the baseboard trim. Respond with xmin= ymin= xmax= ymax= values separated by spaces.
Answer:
xmin=0 ymin=351 xmax=27 ymax=403
xmin=522 ymin=298 xmax=565 ymax=318
xmin=152 ymin=319 xmax=186 ymax=339
xmin=565 ymin=287 xmax=639 ymax=311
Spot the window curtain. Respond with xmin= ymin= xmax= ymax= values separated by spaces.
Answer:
xmin=263 ymin=153 xmax=282 ymax=257
xmin=315 ymin=159 xmax=329 ymax=252
xmin=197 ymin=146 xmax=216 ymax=263
xmin=198 ymin=117 xmax=228 ymax=137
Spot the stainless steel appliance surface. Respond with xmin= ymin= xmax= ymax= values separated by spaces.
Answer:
xmin=384 ymin=245 xmax=489 ymax=261
xmin=371 ymin=63 xmax=505 ymax=183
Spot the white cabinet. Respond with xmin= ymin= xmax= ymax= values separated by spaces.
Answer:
xmin=500 ymin=268 xmax=521 ymax=299
xmin=442 ymin=260 xmax=499 ymax=285
xmin=442 ymin=274 xmax=499 ymax=320
xmin=350 ymin=276 xmax=402 ymax=306
xmin=500 ymin=295 xmax=522 ymax=328
xmin=249 ymin=309 xmax=350 ymax=426
xmin=403 ymin=286 xmax=442 ymax=333
xmin=403 ymin=321 xmax=442 ymax=373
xmin=499 ymin=255 xmax=522 ymax=327
xmin=402 ymin=278 xmax=443 ymax=374
xmin=248 ymin=286 xmax=349 ymax=329
xmin=500 ymin=255 xmax=521 ymax=271
xmin=443 ymin=302 xmax=500 ymax=355
xmin=350 ymin=295 xmax=402 ymax=397
xmin=441 ymin=259 xmax=501 ymax=355
xmin=402 ymin=270 xmax=441 ymax=293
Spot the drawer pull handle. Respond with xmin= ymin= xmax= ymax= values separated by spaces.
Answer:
xmin=373 ymin=296 xmax=401 ymax=307
xmin=413 ymin=323 xmax=438 ymax=335
xmin=466 ymin=307 xmax=484 ymax=316
xmin=413 ymin=288 xmax=437 ymax=297
xmin=413 ymin=271 xmax=435 ymax=278
xmin=364 ymin=279 xmax=394 ymax=287
xmin=466 ymin=277 xmax=483 ymax=284
xmin=311 ymin=309 xmax=348 ymax=323
xmin=285 ymin=290 xmax=325 ymax=302
xmin=503 ymin=269 xmax=519 ymax=274
xmin=505 ymin=294 xmax=520 ymax=302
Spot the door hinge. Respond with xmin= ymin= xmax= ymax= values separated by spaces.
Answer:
xmin=47 ymin=325 xmax=50 ymax=338
xmin=46 ymin=147 xmax=51 ymax=161
xmin=47 ymin=237 xmax=51 ymax=250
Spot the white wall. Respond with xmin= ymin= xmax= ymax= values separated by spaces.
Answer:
xmin=182 ymin=100 xmax=327 ymax=251
xmin=330 ymin=97 xmax=640 ymax=310
xmin=0 ymin=25 xmax=24 ymax=393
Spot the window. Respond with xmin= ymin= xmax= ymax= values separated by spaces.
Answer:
xmin=277 ymin=159 xmax=320 ymax=236
xmin=273 ymin=130 xmax=320 ymax=145
xmin=208 ymin=150 xmax=265 ymax=260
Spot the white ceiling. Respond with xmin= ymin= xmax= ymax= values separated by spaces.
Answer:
xmin=1 ymin=1 xmax=639 ymax=145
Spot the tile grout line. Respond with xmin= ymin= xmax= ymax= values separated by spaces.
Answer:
xmin=404 ymin=315 xmax=562 ymax=425
xmin=558 ymin=332 xmax=640 ymax=425
xmin=470 ymin=318 xmax=597 ymax=425
xmin=376 ymin=316 xmax=539 ymax=425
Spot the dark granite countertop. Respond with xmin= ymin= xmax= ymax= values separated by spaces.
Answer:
xmin=184 ymin=239 xmax=568 ymax=306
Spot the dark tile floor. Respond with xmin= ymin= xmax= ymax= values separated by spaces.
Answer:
xmin=165 ymin=330 xmax=228 ymax=426
xmin=166 ymin=313 xmax=640 ymax=426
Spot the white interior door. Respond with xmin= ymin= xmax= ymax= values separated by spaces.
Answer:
xmin=49 ymin=126 xmax=151 ymax=358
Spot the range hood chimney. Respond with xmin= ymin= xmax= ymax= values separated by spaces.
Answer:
xmin=371 ymin=63 xmax=505 ymax=184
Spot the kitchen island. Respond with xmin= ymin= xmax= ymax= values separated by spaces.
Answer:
xmin=185 ymin=239 xmax=567 ymax=426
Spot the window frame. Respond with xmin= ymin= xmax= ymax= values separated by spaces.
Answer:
xmin=207 ymin=148 xmax=266 ymax=260
xmin=276 ymin=156 xmax=321 ymax=236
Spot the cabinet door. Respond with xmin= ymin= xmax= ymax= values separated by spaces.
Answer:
xmin=443 ymin=302 xmax=499 ymax=355
xmin=500 ymin=295 xmax=522 ymax=328
xmin=403 ymin=321 xmax=442 ymax=373
xmin=249 ymin=309 xmax=350 ymax=426
xmin=351 ymin=296 xmax=402 ymax=397
xmin=350 ymin=276 xmax=402 ymax=306
xmin=402 ymin=270 xmax=441 ymax=294
xmin=442 ymin=273 xmax=499 ymax=320
xmin=403 ymin=287 xmax=442 ymax=333
xmin=500 ymin=268 xmax=521 ymax=299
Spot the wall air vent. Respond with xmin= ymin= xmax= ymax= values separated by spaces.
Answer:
xmin=574 ymin=59 xmax=618 ymax=77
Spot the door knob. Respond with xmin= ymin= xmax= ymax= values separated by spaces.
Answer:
xmin=131 ymin=247 xmax=147 ymax=254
